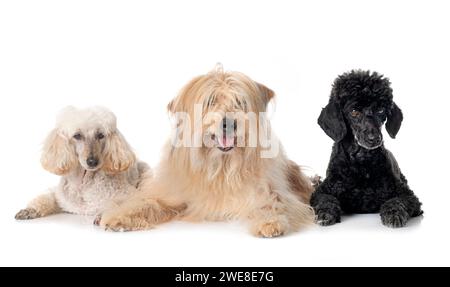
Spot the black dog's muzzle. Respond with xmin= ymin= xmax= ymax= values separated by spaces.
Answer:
xmin=355 ymin=127 xmax=383 ymax=150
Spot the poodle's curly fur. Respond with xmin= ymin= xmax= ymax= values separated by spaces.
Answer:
xmin=311 ymin=70 xmax=423 ymax=228
xmin=15 ymin=106 xmax=151 ymax=220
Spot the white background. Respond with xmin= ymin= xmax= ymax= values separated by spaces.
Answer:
xmin=0 ymin=0 xmax=449 ymax=267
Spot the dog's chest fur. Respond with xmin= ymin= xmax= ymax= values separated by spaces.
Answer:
xmin=330 ymin=144 xmax=400 ymax=213
xmin=55 ymin=167 xmax=140 ymax=215
xmin=180 ymin=174 xmax=256 ymax=221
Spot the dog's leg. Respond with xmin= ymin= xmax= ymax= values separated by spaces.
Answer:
xmin=99 ymin=194 xmax=186 ymax=232
xmin=310 ymin=179 xmax=343 ymax=226
xmin=249 ymin=205 xmax=289 ymax=238
xmin=15 ymin=192 xmax=61 ymax=220
xmin=311 ymin=193 xmax=341 ymax=226
xmin=248 ymin=190 xmax=314 ymax=238
xmin=380 ymin=194 xmax=422 ymax=228
xmin=380 ymin=173 xmax=423 ymax=228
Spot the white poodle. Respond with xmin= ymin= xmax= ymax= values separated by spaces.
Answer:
xmin=15 ymin=106 xmax=151 ymax=221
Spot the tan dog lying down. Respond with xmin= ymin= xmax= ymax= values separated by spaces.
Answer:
xmin=99 ymin=68 xmax=315 ymax=237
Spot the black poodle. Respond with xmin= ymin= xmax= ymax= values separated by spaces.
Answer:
xmin=311 ymin=70 xmax=423 ymax=228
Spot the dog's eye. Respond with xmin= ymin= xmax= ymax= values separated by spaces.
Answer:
xmin=96 ymin=133 xmax=105 ymax=140
xmin=351 ymin=110 xmax=361 ymax=117
xmin=73 ymin=133 xmax=83 ymax=140
xmin=378 ymin=109 xmax=385 ymax=114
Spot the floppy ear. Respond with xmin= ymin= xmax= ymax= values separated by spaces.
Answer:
xmin=318 ymin=101 xmax=347 ymax=142
xmin=41 ymin=129 xmax=77 ymax=175
xmin=167 ymin=98 xmax=176 ymax=114
xmin=103 ymin=131 xmax=136 ymax=173
xmin=256 ymin=82 xmax=275 ymax=107
xmin=386 ymin=102 xmax=403 ymax=138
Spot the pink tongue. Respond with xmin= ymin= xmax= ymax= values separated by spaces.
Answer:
xmin=218 ymin=135 xmax=234 ymax=148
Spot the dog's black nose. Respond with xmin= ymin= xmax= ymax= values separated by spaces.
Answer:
xmin=222 ymin=118 xmax=237 ymax=132
xmin=86 ymin=157 xmax=99 ymax=168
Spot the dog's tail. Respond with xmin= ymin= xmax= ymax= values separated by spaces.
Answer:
xmin=287 ymin=160 xmax=321 ymax=204
xmin=309 ymin=174 xmax=323 ymax=190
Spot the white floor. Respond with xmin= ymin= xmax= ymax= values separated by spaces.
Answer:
xmin=2 ymin=209 xmax=446 ymax=267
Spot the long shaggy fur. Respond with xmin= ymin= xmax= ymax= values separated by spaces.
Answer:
xmin=15 ymin=106 xmax=151 ymax=220
xmin=99 ymin=68 xmax=315 ymax=237
xmin=311 ymin=70 xmax=423 ymax=228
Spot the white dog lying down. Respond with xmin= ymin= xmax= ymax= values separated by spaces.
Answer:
xmin=15 ymin=106 xmax=151 ymax=220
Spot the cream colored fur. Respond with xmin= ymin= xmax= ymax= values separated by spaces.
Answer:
xmin=15 ymin=106 xmax=151 ymax=220
xmin=99 ymin=69 xmax=315 ymax=237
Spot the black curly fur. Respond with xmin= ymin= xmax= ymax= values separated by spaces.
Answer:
xmin=311 ymin=70 xmax=423 ymax=228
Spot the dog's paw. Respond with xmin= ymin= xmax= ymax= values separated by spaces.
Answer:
xmin=254 ymin=221 xmax=285 ymax=238
xmin=380 ymin=205 xmax=409 ymax=228
xmin=316 ymin=211 xmax=340 ymax=226
xmin=101 ymin=217 xmax=133 ymax=232
xmin=15 ymin=208 xmax=41 ymax=220
xmin=100 ymin=215 xmax=151 ymax=232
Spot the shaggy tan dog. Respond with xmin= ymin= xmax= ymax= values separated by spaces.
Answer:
xmin=100 ymin=67 xmax=314 ymax=237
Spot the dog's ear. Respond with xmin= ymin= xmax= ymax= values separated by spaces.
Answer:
xmin=41 ymin=129 xmax=77 ymax=175
xmin=386 ymin=102 xmax=403 ymax=138
xmin=318 ymin=101 xmax=347 ymax=142
xmin=167 ymin=98 xmax=177 ymax=114
xmin=103 ymin=131 xmax=136 ymax=174
xmin=257 ymin=82 xmax=275 ymax=106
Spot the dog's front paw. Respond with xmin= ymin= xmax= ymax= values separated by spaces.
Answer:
xmin=380 ymin=204 xmax=409 ymax=228
xmin=101 ymin=217 xmax=133 ymax=232
xmin=100 ymin=214 xmax=151 ymax=232
xmin=15 ymin=208 xmax=41 ymax=220
xmin=253 ymin=221 xmax=285 ymax=238
xmin=316 ymin=211 xmax=340 ymax=226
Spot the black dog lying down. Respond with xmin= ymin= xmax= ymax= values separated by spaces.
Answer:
xmin=311 ymin=70 xmax=423 ymax=228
